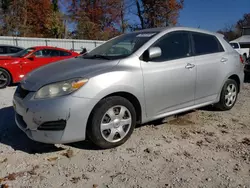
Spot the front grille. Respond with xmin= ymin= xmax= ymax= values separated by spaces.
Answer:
xmin=38 ymin=120 xmax=66 ymax=131
xmin=16 ymin=85 xmax=30 ymax=99
xmin=16 ymin=113 xmax=27 ymax=129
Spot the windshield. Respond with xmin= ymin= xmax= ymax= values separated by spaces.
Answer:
xmin=82 ymin=32 xmax=159 ymax=60
xmin=12 ymin=47 xmax=35 ymax=57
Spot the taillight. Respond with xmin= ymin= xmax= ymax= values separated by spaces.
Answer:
xmin=240 ymin=55 xmax=244 ymax=64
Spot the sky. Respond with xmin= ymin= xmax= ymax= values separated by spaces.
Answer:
xmin=179 ymin=0 xmax=249 ymax=31
xmin=61 ymin=0 xmax=249 ymax=32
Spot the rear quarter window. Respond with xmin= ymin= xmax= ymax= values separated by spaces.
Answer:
xmin=192 ymin=32 xmax=224 ymax=56
xmin=59 ymin=51 xmax=71 ymax=56
xmin=230 ymin=43 xmax=240 ymax=49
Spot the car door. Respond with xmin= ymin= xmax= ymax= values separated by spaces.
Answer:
xmin=20 ymin=49 xmax=56 ymax=74
xmin=141 ymin=31 xmax=196 ymax=118
xmin=191 ymin=32 xmax=226 ymax=104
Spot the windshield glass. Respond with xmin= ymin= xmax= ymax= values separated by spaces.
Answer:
xmin=230 ymin=43 xmax=239 ymax=49
xmin=82 ymin=32 xmax=159 ymax=60
xmin=12 ymin=47 xmax=35 ymax=57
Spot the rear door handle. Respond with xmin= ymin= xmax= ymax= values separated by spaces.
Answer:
xmin=185 ymin=63 xmax=195 ymax=69
xmin=220 ymin=57 xmax=228 ymax=62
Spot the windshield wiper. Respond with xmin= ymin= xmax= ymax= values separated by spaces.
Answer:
xmin=84 ymin=54 xmax=110 ymax=60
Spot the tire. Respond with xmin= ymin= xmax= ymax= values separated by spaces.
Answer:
xmin=215 ymin=79 xmax=238 ymax=111
xmin=0 ymin=68 xmax=11 ymax=89
xmin=87 ymin=96 xmax=136 ymax=149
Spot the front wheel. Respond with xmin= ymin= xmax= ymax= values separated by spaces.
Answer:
xmin=0 ymin=68 xmax=11 ymax=89
xmin=87 ymin=96 xmax=136 ymax=149
xmin=215 ymin=79 xmax=238 ymax=110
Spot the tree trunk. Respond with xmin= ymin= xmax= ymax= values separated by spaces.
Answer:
xmin=135 ymin=0 xmax=144 ymax=29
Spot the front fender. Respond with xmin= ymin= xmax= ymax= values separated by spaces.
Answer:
xmin=72 ymin=70 xmax=146 ymax=122
xmin=0 ymin=60 xmax=22 ymax=83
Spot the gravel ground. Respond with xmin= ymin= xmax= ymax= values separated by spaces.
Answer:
xmin=1 ymin=79 xmax=250 ymax=188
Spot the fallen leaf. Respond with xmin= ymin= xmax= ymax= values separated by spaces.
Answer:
xmin=205 ymin=137 xmax=213 ymax=143
xmin=0 ymin=178 xmax=5 ymax=183
xmin=1 ymin=183 xmax=9 ymax=188
xmin=93 ymin=184 xmax=98 ymax=188
xmin=61 ymin=149 xmax=74 ymax=158
xmin=183 ymin=151 xmax=192 ymax=158
xmin=82 ymin=174 xmax=89 ymax=180
xmin=47 ymin=157 xmax=58 ymax=162
xmin=110 ymin=172 xmax=123 ymax=179
xmin=0 ymin=166 xmax=39 ymax=182
xmin=0 ymin=158 xmax=7 ymax=163
xmin=196 ymin=140 xmax=203 ymax=147
xmin=221 ymin=130 xmax=228 ymax=134
xmin=242 ymin=138 xmax=250 ymax=145
xmin=70 ymin=177 xmax=81 ymax=184
xmin=5 ymin=173 xmax=17 ymax=181
xmin=144 ymin=148 xmax=153 ymax=154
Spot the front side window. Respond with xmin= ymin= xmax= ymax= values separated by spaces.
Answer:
xmin=34 ymin=49 xmax=60 ymax=57
xmin=151 ymin=32 xmax=190 ymax=61
xmin=82 ymin=32 xmax=159 ymax=60
xmin=230 ymin=43 xmax=239 ymax=49
xmin=11 ymin=47 xmax=35 ymax=57
xmin=192 ymin=33 xmax=224 ymax=55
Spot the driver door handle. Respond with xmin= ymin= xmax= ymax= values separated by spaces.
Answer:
xmin=185 ymin=63 xmax=195 ymax=69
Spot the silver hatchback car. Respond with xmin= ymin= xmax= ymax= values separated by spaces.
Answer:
xmin=13 ymin=27 xmax=245 ymax=148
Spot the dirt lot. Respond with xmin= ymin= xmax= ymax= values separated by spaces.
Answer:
xmin=1 ymin=80 xmax=250 ymax=188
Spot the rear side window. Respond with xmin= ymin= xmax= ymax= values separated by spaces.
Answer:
xmin=192 ymin=33 xmax=224 ymax=55
xmin=9 ymin=47 xmax=22 ymax=53
xmin=0 ymin=46 xmax=7 ymax=54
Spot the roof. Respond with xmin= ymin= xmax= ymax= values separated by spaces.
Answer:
xmin=230 ymin=35 xmax=250 ymax=43
xmin=135 ymin=26 xmax=220 ymax=36
xmin=31 ymin=46 xmax=71 ymax=51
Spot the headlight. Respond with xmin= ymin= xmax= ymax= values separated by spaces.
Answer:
xmin=35 ymin=78 xmax=88 ymax=99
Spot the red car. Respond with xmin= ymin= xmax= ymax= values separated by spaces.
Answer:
xmin=0 ymin=46 xmax=79 ymax=88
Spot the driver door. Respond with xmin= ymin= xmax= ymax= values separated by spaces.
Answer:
xmin=20 ymin=49 xmax=59 ymax=75
xmin=141 ymin=31 xmax=196 ymax=118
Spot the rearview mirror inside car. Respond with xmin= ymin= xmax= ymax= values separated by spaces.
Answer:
xmin=142 ymin=47 xmax=162 ymax=62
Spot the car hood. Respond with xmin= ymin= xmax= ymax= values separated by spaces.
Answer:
xmin=21 ymin=57 xmax=120 ymax=91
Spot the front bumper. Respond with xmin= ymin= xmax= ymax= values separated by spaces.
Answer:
xmin=13 ymin=90 xmax=98 ymax=144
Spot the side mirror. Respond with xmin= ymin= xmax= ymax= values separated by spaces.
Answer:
xmin=142 ymin=47 xmax=162 ymax=62
xmin=27 ymin=55 xmax=35 ymax=60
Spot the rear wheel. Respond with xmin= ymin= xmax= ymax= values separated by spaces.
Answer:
xmin=87 ymin=96 xmax=136 ymax=149
xmin=215 ymin=79 xmax=238 ymax=110
xmin=0 ymin=68 xmax=11 ymax=89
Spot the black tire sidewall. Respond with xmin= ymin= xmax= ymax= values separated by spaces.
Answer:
xmin=218 ymin=79 xmax=238 ymax=110
xmin=0 ymin=68 xmax=11 ymax=89
xmin=87 ymin=96 xmax=136 ymax=149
